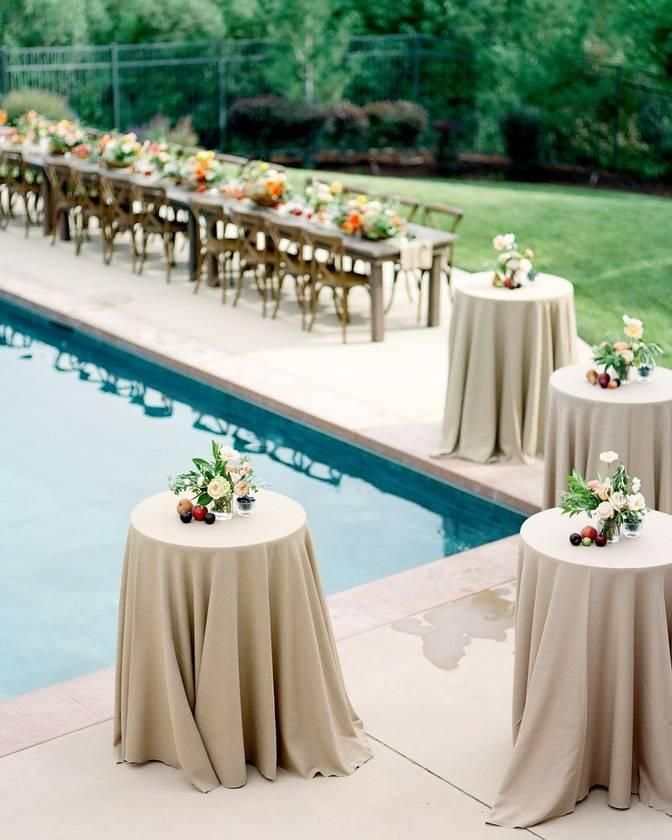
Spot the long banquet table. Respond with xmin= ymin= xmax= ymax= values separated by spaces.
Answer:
xmin=15 ymin=145 xmax=457 ymax=342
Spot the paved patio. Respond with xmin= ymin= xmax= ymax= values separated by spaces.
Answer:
xmin=2 ymin=215 xmax=661 ymax=839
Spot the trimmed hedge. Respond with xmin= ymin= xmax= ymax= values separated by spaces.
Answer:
xmin=227 ymin=96 xmax=326 ymax=155
xmin=364 ymin=100 xmax=429 ymax=148
xmin=2 ymin=89 xmax=75 ymax=123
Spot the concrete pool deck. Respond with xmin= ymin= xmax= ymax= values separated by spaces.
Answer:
xmin=3 ymin=217 xmax=662 ymax=839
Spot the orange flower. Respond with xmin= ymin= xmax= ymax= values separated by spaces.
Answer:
xmin=266 ymin=180 xmax=284 ymax=199
xmin=342 ymin=210 xmax=363 ymax=235
xmin=0 ymin=110 xmax=7 ymax=127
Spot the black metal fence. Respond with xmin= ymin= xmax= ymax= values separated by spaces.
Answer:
xmin=1 ymin=35 xmax=671 ymax=177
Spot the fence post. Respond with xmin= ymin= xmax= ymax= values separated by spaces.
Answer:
xmin=411 ymin=34 xmax=421 ymax=103
xmin=0 ymin=48 xmax=8 ymax=98
xmin=218 ymin=42 xmax=227 ymax=150
xmin=612 ymin=65 xmax=622 ymax=172
xmin=111 ymin=43 xmax=121 ymax=130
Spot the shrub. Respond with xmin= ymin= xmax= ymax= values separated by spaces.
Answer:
xmin=1 ymin=89 xmax=75 ymax=124
xmin=133 ymin=113 xmax=199 ymax=147
xmin=501 ymin=107 xmax=543 ymax=167
xmin=433 ymin=117 xmax=463 ymax=172
xmin=322 ymin=101 xmax=369 ymax=149
xmin=364 ymin=100 xmax=429 ymax=148
xmin=227 ymin=96 xmax=326 ymax=156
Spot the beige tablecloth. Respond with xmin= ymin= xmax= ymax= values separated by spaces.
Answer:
xmin=543 ymin=364 xmax=672 ymax=512
xmin=114 ymin=490 xmax=371 ymax=791
xmin=440 ymin=273 xmax=577 ymax=463
xmin=489 ymin=508 xmax=672 ymax=828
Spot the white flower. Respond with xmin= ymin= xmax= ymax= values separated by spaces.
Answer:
xmin=220 ymin=446 xmax=238 ymax=461
xmin=632 ymin=477 xmax=641 ymax=493
xmin=507 ymin=258 xmax=521 ymax=271
xmin=519 ymin=258 xmax=533 ymax=274
xmin=627 ymin=493 xmax=646 ymax=512
xmin=120 ymin=142 xmax=132 ymax=154
xmin=623 ymin=315 xmax=643 ymax=340
xmin=234 ymin=481 xmax=249 ymax=497
xmin=493 ymin=234 xmax=506 ymax=251
xmin=599 ymin=451 xmax=619 ymax=465
xmin=207 ymin=476 xmax=230 ymax=500
xmin=240 ymin=462 xmax=251 ymax=475
xmin=610 ymin=491 xmax=627 ymax=511
xmin=502 ymin=233 xmax=515 ymax=249
xmin=619 ymin=349 xmax=634 ymax=364
xmin=597 ymin=501 xmax=614 ymax=520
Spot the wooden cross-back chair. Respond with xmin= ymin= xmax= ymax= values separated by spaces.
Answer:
xmin=2 ymin=150 xmax=42 ymax=236
xmin=45 ymin=162 xmax=77 ymax=246
xmin=265 ymin=218 xmax=311 ymax=325
xmin=99 ymin=175 xmax=140 ymax=268
xmin=69 ymin=169 xmax=104 ymax=256
xmin=135 ymin=183 xmax=189 ymax=283
xmin=305 ymin=230 xmax=370 ymax=343
xmin=191 ymin=201 xmax=243 ymax=301
xmin=229 ymin=210 xmax=275 ymax=316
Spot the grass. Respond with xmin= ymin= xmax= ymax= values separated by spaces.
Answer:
xmin=296 ymin=169 xmax=672 ymax=348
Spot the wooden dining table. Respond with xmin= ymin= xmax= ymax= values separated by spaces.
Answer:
xmin=15 ymin=145 xmax=456 ymax=342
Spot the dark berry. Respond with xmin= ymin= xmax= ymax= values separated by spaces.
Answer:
xmin=569 ymin=533 xmax=582 ymax=546
xmin=598 ymin=373 xmax=610 ymax=389
xmin=179 ymin=510 xmax=193 ymax=524
xmin=595 ymin=534 xmax=608 ymax=547
xmin=204 ymin=512 xmax=216 ymax=525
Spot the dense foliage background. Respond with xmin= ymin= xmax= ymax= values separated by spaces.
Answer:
xmin=1 ymin=0 xmax=672 ymax=177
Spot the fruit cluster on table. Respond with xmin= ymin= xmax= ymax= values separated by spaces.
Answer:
xmin=176 ymin=498 xmax=215 ymax=525
xmin=569 ymin=525 xmax=608 ymax=547
xmin=585 ymin=369 xmax=621 ymax=390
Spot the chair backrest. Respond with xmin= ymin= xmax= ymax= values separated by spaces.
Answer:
xmin=100 ymin=175 xmax=139 ymax=222
xmin=215 ymin=153 xmax=249 ymax=175
xmin=2 ymin=151 xmax=25 ymax=187
xmin=305 ymin=229 xmax=347 ymax=286
xmin=135 ymin=183 xmax=169 ymax=229
xmin=45 ymin=162 xmax=73 ymax=206
xmin=421 ymin=201 xmax=464 ymax=233
xmin=230 ymin=209 xmax=270 ymax=260
xmin=70 ymin=169 xmax=102 ymax=213
xmin=265 ymin=218 xmax=307 ymax=271
xmin=387 ymin=195 xmax=420 ymax=223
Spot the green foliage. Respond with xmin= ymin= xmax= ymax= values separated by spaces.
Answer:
xmin=364 ymin=101 xmax=429 ymax=148
xmin=501 ymin=107 xmax=542 ymax=166
xmin=1 ymin=89 xmax=75 ymax=122
xmin=560 ymin=470 xmax=601 ymax=517
xmin=227 ymin=96 xmax=326 ymax=156
xmin=322 ymin=102 xmax=369 ymax=149
xmin=134 ymin=114 xmax=199 ymax=147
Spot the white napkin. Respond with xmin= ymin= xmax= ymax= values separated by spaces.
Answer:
xmin=400 ymin=239 xmax=433 ymax=271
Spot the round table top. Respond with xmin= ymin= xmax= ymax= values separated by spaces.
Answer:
xmin=521 ymin=508 xmax=672 ymax=571
xmin=454 ymin=272 xmax=573 ymax=303
xmin=550 ymin=363 xmax=672 ymax=406
xmin=130 ymin=490 xmax=307 ymax=549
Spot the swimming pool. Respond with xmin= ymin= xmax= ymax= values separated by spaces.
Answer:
xmin=0 ymin=298 xmax=524 ymax=699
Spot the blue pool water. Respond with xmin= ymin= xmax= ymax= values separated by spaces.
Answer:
xmin=0 ymin=298 xmax=524 ymax=699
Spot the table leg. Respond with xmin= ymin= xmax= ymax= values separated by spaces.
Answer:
xmin=370 ymin=262 xmax=384 ymax=342
xmin=427 ymin=253 xmax=442 ymax=327
xmin=188 ymin=209 xmax=199 ymax=283
xmin=41 ymin=176 xmax=54 ymax=237
xmin=60 ymin=208 xmax=71 ymax=241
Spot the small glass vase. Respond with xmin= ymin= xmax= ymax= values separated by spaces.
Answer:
xmin=599 ymin=518 xmax=621 ymax=543
xmin=235 ymin=495 xmax=256 ymax=517
xmin=636 ymin=360 xmax=656 ymax=383
xmin=211 ymin=497 xmax=233 ymax=521
xmin=622 ymin=518 xmax=644 ymax=539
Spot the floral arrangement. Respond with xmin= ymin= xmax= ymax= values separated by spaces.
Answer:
xmin=169 ymin=440 xmax=260 ymax=520
xmin=492 ymin=233 xmax=536 ymax=288
xmin=242 ymin=160 xmax=288 ymax=206
xmin=164 ymin=150 xmax=226 ymax=191
xmin=46 ymin=119 xmax=88 ymax=154
xmin=100 ymin=132 xmax=142 ymax=168
xmin=560 ymin=450 xmax=647 ymax=544
xmin=0 ymin=110 xmax=7 ymax=127
xmin=71 ymin=142 xmax=95 ymax=160
xmin=588 ymin=315 xmax=663 ymax=388
xmin=15 ymin=110 xmax=50 ymax=142
xmin=139 ymin=140 xmax=173 ymax=174
xmin=305 ymin=179 xmax=342 ymax=214
xmin=335 ymin=196 xmax=405 ymax=240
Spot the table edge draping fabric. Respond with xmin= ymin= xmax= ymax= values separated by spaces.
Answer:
xmin=114 ymin=494 xmax=372 ymax=791
xmin=489 ymin=509 xmax=672 ymax=827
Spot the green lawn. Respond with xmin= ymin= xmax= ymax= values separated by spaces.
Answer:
xmin=297 ymin=169 xmax=672 ymax=348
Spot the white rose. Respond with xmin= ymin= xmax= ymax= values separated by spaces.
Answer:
xmin=493 ymin=234 xmax=506 ymax=251
xmin=220 ymin=446 xmax=238 ymax=461
xmin=627 ymin=493 xmax=646 ymax=512
xmin=599 ymin=451 xmax=619 ymax=465
xmin=234 ymin=481 xmax=249 ymax=498
xmin=619 ymin=349 xmax=634 ymax=364
xmin=596 ymin=501 xmax=614 ymax=520
xmin=121 ymin=142 xmax=132 ymax=154
xmin=610 ymin=491 xmax=627 ymax=511
xmin=632 ymin=477 xmax=641 ymax=493
xmin=207 ymin=476 xmax=230 ymax=500
xmin=623 ymin=315 xmax=643 ymax=340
